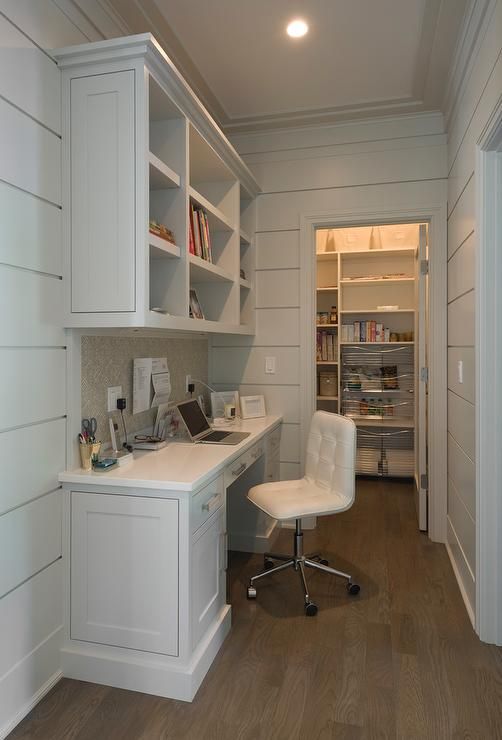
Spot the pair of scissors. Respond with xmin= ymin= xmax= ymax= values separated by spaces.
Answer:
xmin=82 ymin=417 xmax=97 ymax=442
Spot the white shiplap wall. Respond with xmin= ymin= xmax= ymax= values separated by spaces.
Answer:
xmin=211 ymin=113 xmax=448 ymax=486
xmin=0 ymin=3 xmax=114 ymax=736
xmin=445 ymin=0 xmax=502 ymax=621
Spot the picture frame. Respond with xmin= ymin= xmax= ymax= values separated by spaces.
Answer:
xmin=240 ymin=395 xmax=266 ymax=419
xmin=210 ymin=390 xmax=240 ymax=419
xmin=189 ymin=289 xmax=204 ymax=319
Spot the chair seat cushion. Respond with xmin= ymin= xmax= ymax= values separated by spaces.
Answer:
xmin=247 ymin=477 xmax=353 ymax=520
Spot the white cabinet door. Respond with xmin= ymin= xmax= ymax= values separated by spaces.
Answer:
xmin=71 ymin=492 xmax=178 ymax=656
xmin=70 ymin=71 xmax=135 ymax=313
xmin=191 ymin=508 xmax=226 ymax=649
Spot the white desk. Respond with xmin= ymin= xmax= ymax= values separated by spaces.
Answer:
xmin=59 ymin=415 xmax=281 ymax=702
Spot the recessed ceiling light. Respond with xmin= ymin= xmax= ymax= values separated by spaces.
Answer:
xmin=287 ymin=19 xmax=308 ymax=38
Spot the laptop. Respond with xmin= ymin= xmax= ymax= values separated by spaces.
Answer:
xmin=177 ymin=399 xmax=250 ymax=445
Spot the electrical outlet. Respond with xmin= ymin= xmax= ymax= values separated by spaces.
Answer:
xmin=107 ymin=385 xmax=122 ymax=412
xmin=185 ymin=374 xmax=192 ymax=393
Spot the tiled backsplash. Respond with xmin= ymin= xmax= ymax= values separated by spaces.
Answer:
xmin=81 ymin=335 xmax=208 ymax=446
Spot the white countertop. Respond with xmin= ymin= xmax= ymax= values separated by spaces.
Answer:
xmin=59 ymin=415 xmax=282 ymax=493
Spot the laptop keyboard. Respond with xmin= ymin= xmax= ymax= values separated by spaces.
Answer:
xmin=203 ymin=431 xmax=230 ymax=442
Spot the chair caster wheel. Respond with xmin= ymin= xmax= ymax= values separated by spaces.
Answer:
xmin=347 ymin=583 xmax=360 ymax=596
xmin=305 ymin=602 xmax=318 ymax=617
xmin=264 ymin=559 xmax=275 ymax=570
xmin=320 ymin=559 xmax=329 ymax=566
xmin=247 ymin=585 xmax=257 ymax=599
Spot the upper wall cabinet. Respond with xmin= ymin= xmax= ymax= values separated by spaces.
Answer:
xmin=55 ymin=34 xmax=259 ymax=335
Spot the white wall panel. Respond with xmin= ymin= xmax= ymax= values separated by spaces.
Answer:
xmin=256 ymin=230 xmax=300 ymax=270
xmin=0 ymin=491 xmax=61 ymax=598
xmin=256 ymin=269 xmax=299 ymax=308
xmin=0 ymin=418 xmax=66 ymax=516
xmin=248 ymin=141 xmax=447 ymax=194
xmin=211 ymin=347 xmax=300 ymax=386
xmin=448 ymin=231 xmax=474 ymax=301
xmin=448 ymin=390 xmax=475 ymax=462
xmin=280 ymin=462 xmax=301 ymax=480
xmin=0 ymin=14 xmax=60 ymax=132
xmin=448 ymin=347 xmax=475 ymax=403
xmin=448 ymin=433 xmax=475 ymax=520
xmin=233 ymin=384 xmax=300 ymax=424
xmin=447 ymin=518 xmax=475 ymax=613
xmin=279 ymin=423 xmax=301 ymax=463
xmin=257 ymin=179 xmax=447 ymax=232
xmin=447 ymin=175 xmax=474 ymax=257
xmin=0 ymin=182 xmax=61 ymax=275
xmin=0 ymin=560 xmax=62 ymax=678
xmin=1 ymin=0 xmax=88 ymax=50
xmin=0 ymin=98 xmax=61 ymax=205
xmin=448 ymin=479 xmax=475 ymax=573
xmin=448 ymin=290 xmax=475 ymax=346
xmin=211 ymin=308 xmax=300 ymax=347
xmin=232 ymin=112 xmax=444 ymax=156
xmin=0 ymin=349 xmax=66 ymax=430
xmin=0 ymin=268 xmax=64 ymax=346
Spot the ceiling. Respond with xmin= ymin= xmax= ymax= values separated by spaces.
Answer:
xmin=102 ymin=0 xmax=468 ymax=133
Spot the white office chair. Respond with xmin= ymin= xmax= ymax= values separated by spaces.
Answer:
xmin=246 ymin=410 xmax=359 ymax=616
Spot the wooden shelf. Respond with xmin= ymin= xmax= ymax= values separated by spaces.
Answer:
xmin=240 ymin=228 xmax=251 ymax=246
xmin=340 ymin=309 xmax=415 ymax=314
xmin=316 ymin=252 xmax=338 ymax=262
xmin=189 ymin=186 xmax=235 ymax=233
xmin=149 ymin=152 xmax=181 ymax=189
xmin=240 ymin=277 xmax=251 ymax=290
xmin=348 ymin=416 xmax=415 ymax=429
xmin=340 ymin=248 xmax=416 ymax=260
xmin=340 ymin=277 xmax=414 ymax=287
xmin=189 ymin=254 xmax=234 ymax=283
xmin=317 ymin=323 xmax=338 ymax=328
xmin=317 ymin=286 xmax=338 ymax=292
xmin=317 ymin=361 xmax=338 ymax=365
xmin=340 ymin=341 xmax=414 ymax=346
xmin=149 ymin=234 xmax=181 ymax=259
xmin=317 ymin=395 xmax=338 ymax=401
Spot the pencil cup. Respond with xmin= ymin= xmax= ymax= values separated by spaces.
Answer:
xmin=79 ymin=441 xmax=101 ymax=471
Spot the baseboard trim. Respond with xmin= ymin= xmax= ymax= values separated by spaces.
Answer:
xmin=446 ymin=519 xmax=476 ymax=628
xmin=62 ymin=605 xmax=232 ymax=702
xmin=0 ymin=669 xmax=62 ymax=740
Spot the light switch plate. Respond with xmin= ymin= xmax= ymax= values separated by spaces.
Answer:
xmin=107 ymin=385 xmax=122 ymax=412
xmin=457 ymin=360 xmax=463 ymax=384
xmin=265 ymin=356 xmax=276 ymax=374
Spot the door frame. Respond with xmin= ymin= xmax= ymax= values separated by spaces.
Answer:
xmin=300 ymin=204 xmax=447 ymax=543
xmin=476 ymin=99 xmax=502 ymax=644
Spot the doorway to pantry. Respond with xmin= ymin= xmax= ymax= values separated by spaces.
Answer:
xmin=314 ymin=223 xmax=429 ymax=530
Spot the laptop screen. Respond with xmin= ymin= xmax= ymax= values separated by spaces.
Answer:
xmin=177 ymin=399 xmax=211 ymax=439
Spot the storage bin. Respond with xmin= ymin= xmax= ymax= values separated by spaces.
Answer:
xmin=319 ymin=372 xmax=338 ymax=396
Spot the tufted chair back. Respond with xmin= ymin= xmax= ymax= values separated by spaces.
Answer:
xmin=304 ymin=411 xmax=356 ymax=503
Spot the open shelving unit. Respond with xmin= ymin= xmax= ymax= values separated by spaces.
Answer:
xmin=315 ymin=226 xmax=421 ymax=478
xmin=56 ymin=34 xmax=260 ymax=335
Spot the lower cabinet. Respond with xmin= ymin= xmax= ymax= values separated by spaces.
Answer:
xmin=71 ymin=492 xmax=179 ymax=655
xmin=191 ymin=507 xmax=227 ymax=649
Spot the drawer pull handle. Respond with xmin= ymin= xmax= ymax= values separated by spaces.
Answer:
xmin=232 ymin=462 xmax=247 ymax=477
xmin=203 ymin=494 xmax=220 ymax=513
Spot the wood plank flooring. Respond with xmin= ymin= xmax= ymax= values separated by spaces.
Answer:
xmin=9 ymin=479 xmax=502 ymax=739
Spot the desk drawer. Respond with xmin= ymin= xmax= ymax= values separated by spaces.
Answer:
xmin=224 ymin=441 xmax=264 ymax=489
xmin=191 ymin=474 xmax=224 ymax=533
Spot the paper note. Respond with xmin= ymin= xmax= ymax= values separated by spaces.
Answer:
xmin=133 ymin=358 xmax=152 ymax=414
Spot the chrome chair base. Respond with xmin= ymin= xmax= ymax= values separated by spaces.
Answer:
xmin=246 ymin=519 xmax=360 ymax=615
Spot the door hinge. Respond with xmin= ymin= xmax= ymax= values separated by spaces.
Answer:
xmin=420 ymin=367 xmax=429 ymax=382
xmin=421 ymin=473 xmax=429 ymax=490
xmin=420 ymin=259 xmax=429 ymax=275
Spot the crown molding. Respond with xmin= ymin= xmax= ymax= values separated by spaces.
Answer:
xmin=442 ymin=0 xmax=497 ymax=129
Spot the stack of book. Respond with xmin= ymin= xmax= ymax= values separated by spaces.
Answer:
xmin=189 ymin=203 xmax=212 ymax=262
xmin=316 ymin=331 xmax=337 ymax=361
xmin=341 ymin=322 xmax=390 ymax=343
